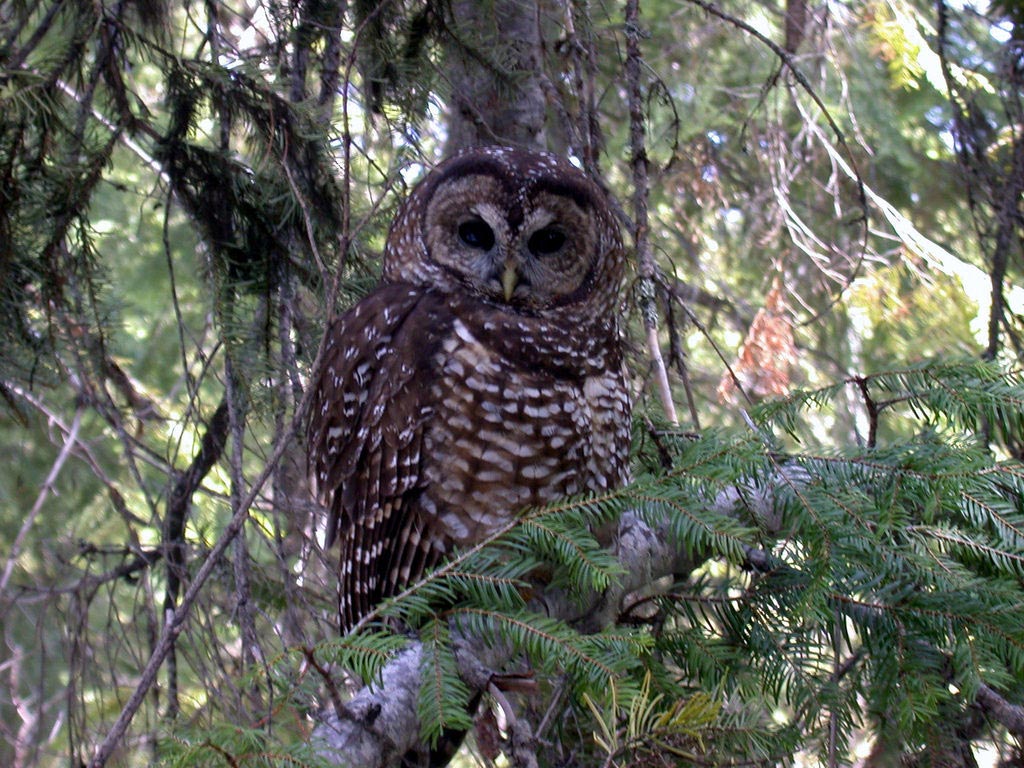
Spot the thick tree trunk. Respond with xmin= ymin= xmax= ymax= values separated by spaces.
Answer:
xmin=442 ymin=0 xmax=547 ymax=153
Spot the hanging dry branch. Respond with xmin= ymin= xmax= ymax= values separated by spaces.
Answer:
xmin=624 ymin=0 xmax=679 ymax=427
xmin=85 ymin=337 xmax=336 ymax=766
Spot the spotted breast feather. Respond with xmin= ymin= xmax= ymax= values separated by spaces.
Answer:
xmin=308 ymin=284 xmax=629 ymax=632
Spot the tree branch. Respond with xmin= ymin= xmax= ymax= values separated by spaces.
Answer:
xmin=87 ymin=393 xmax=310 ymax=767
xmin=310 ymin=467 xmax=1024 ymax=767
xmin=310 ymin=497 xmax=736 ymax=767
xmin=0 ymin=408 xmax=83 ymax=598
xmin=163 ymin=397 xmax=230 ymax=717
xmin=624 ymin=0 xmax=678 ymax=427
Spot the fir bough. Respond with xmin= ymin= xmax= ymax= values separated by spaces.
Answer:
xmin=339 ymin=357 xmax=1024 ymax=763
xmin=160 ymin=354 xmax=1024 ymax=766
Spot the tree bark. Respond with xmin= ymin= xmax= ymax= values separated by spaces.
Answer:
xmin=442 ymin=0 xmax=547 ymax=153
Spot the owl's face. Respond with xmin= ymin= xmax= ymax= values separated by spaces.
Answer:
xmin=382 ymin=147 xmax=624 ymax=315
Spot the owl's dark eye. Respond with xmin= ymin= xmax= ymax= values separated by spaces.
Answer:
xmin=527 ymin=227 xmax=566 ymax=256
xmin=458 ymin=219 xmax=495 ymax=250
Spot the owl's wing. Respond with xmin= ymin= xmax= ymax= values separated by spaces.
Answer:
xmin=308 ymin=284 xmax=452 ymax=630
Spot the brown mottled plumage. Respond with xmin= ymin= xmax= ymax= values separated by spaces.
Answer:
xmin=308 ymin=147 xmax=631 ymax=632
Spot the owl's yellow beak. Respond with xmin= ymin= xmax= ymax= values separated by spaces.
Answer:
xmin=501 ymin=262 xmax=519 ymax=302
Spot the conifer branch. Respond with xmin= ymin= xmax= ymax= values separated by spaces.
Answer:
xmin=311 ymin=434 xmax=1024 ymax=766
xmin=311 ymin=500 xmax=743 ymax=766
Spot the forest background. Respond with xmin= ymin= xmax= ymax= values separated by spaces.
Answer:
xmin=1 ymin=0 xmax=1023 ymax=766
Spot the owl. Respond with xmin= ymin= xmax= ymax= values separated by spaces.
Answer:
xmin=308 ymin=146 xmax=631 ymax=632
